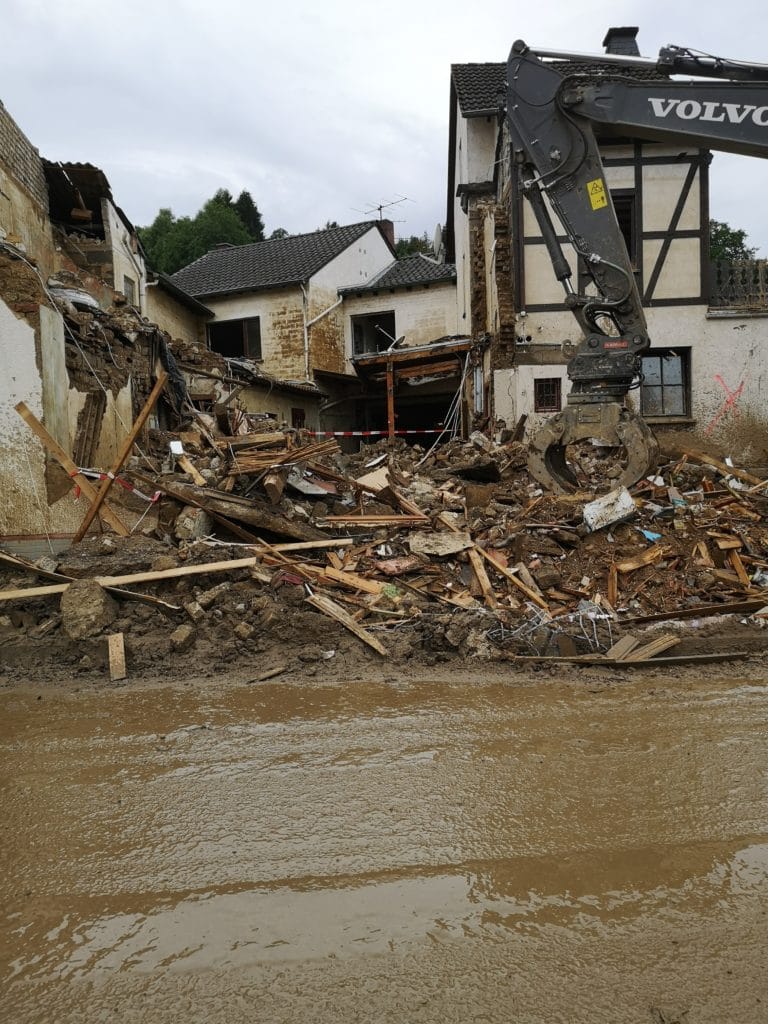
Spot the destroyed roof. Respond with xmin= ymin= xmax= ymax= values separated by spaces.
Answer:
xmin=171 ymin=222 xmax=396 ymax=299
xmin=452 ymin=56 xmax=665 ymax=116
xmin=340 ymin=255 xmax=456 ymax=296
xmin=43 ymin=161 xmax=142 ymax=243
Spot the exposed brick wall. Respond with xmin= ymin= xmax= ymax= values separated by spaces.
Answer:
xmin=490 ymin=204 xmax=517 ymax=371
xmin=0 ymin=101 xmax=47 ymax=210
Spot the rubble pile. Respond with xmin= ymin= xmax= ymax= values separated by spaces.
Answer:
xmin=3 ymin=402 xmax=768 ymax=681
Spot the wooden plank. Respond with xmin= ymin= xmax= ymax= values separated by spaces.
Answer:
xmin=475 ymin=547 xmax=550 ymax=611
xmin=267 ymin=539 xmax=353 ymax=553
xmin=0 ymin=552 xmax=180 ymax=612
xmin=73 ymin=371 xmax=168 ymax=542
xmin=322 ymin=567 xmax=384 ymax=596
xmin=607 ymin=564 xmax=618 ymax=606
xmin=263 ymin=467 xmax=288 ymax=505
xmin=15 ymin=401 xmax=129 ymax=537
xmin=624 ymin=598 xmax=768 ymax=624
xmin=729 ymin=550 xmax=752 ymax=587
xmin=605 ymin=635 xmax=641 ymax=661
xmin=625 ymin=634 xmax=681 ymax=662
xmin=467 ymin=548 xmax=499 ymax=609
xmin=386 ymin=360 xmax=395 ymax=442
xmin=508 ymin=652 xmax=749 ymax=667
xmin=683 ymin=450 xmax=763 ymax=486
xmin=0 ymin=557 xmax=263 ymax=602
xmin=177 ymin=454 xmax=206 ymax=486
xmin=615 ymin=545 xmax=667 ymax=573
xmin=305 ymin=592 xmax=387 ymax=656
xmin=108 ymin=633 xmax=127 ymax=681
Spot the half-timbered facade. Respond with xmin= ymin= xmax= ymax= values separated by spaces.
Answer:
xmin=448 ymin=28 xmax=768 ymax=456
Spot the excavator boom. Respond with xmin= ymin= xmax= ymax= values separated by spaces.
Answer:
xmin=508 ymin=39 xmax=768 ymax=492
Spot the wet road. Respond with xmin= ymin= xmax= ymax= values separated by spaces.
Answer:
xmin=1 ymin=675 xmax=768 ymax=1023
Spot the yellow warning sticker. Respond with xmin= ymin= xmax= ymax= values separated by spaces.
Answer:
xmin=587 ymin=177 xmax=608 ymax=211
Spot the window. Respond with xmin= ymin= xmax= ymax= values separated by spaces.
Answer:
xmin=291 ymin=407 xmax=306 ymax=429
xmin=351 ymin=311 xmax=396 ymax=355
xmin=640 ymin=349 xmax=690 ymax=417
xmin=612 ymin=191 xmax=637 ymax=266
xmin=208 ymin=317 xmax=262 ymax=360
xmin=123 ymin=275 xmax=136 ymax=306
xmin=534 ymin=377 xmax=562 ymax=413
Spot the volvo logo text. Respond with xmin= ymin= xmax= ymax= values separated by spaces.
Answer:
xmin=648 ymin=98 xmax=768 ymax=126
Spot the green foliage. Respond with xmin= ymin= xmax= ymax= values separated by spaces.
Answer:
xmin=395 ymin=232 xmax=432 ymax=259
xmin=234 ymin=191 xmax=265 ymax=241
xmin=269 ymin=228 xmax=290 ymax=240
xmin=709 ymin=219 xmax=757 ymax=263
xmin=139 ymin=189 xmax=267 ymax=274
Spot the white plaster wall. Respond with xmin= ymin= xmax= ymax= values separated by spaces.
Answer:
xmin=643 ymin=161 xmax=701 ymax=233
xmin=493 ymin=364 xmax=570 ymax=437
xmin=520 ymin=145 xmax=705 ymax=307
xmin=311 ymin=226 xmax=393 ymax=292
xmin=1 ymin=299 xmax=80 ymax=537
xmin=453 ymin=113 xmax=470 ymax=326
xmin=342 ymin=283 xmax=458 ymax=368
xmin=104 ymin=200 xmax=147 ymax=312
xmin=493 ymin=303 xmax=768 ymax=456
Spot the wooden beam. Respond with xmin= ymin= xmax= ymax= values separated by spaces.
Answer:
xmin=108 ymin=633 xmax=127 ymax=681
xmin=177 ymin=454 xmax=206 ymax=486
xmin=305 ymin=591 xmax=387 ymax=656
xmin=15 ymin=401 xmax=129 ymax=537
xmin=683 ymin=449 xmax=763 ymax=486
xmin=73 ymin=371 xmax=168 ymax=543
xmin=323 ymin=566 xmax=384 ymax=595
xmin=386 ymin=360 xmax=395 ymax=442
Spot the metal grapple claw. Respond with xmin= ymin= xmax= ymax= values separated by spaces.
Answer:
xmin=527 ymin=402 xmax=659 ymax=495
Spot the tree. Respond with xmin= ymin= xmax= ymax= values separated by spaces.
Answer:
xmin=709 ymin=219 xmax=757 ymax=263
xmin=269 ymin=228 xmax=290 ymax=240
xmin=395 ymin=232 xmax=432 ymax=259
xmin=234 ymin=190 xmax=265 ymax=241
xmin=139 ymin=190 xmax=260 ymax=274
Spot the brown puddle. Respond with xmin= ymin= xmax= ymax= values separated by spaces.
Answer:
xmin=2 ymin=677 xmax=768 ymax=1021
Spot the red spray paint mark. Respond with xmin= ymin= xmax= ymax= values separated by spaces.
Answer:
xmin=705 ymin=375 xmax=745 ymax=435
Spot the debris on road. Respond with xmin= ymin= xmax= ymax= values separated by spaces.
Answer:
xmin=3 ymin=409 xmax=768 ymax=678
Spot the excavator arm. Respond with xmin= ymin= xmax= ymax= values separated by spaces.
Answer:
xmin=507 ymin=39 xmax=768 ymax=493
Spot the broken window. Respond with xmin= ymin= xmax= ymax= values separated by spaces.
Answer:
xmin=123 ymin=275 xmax=136 ymax=306
xmin=640 ymin=349 xmax=690 ymax=417
xmin=351 ymin=311 xmax=396 ymax=355
xmin=208 ymin=317 xmax=262 ymax=360
xmin=533 ymin=377 xmax=562 ymax=413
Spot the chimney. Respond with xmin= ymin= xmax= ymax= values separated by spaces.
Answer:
xmin=378 ymin=218 xmax=395 ymax=249
xmin=213 ymin=241 xmax=235 ymax=250
xmin=602 ymin=26 xmax=640 ymax=56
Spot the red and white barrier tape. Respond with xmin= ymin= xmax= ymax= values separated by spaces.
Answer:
xmin=70 ymin=469 xmax=160 ymax=504
xmin=307 ymin=429 xmax=443 ymax=437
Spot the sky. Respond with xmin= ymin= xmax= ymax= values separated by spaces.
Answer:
xmin=2 ymin=0 xmax=767 ymax=254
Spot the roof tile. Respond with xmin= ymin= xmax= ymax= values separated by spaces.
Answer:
xmin=341 ymin=255 xmax=456 ymax=295
xmin=171 ymin=221 xmax=387 ymax=298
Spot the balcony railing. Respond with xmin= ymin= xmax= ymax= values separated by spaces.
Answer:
xmin=709 ymin=259 xmax=768 ymax=312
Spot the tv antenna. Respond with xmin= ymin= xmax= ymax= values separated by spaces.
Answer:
xmin=352 ymin=195 xmax=413 ymax=221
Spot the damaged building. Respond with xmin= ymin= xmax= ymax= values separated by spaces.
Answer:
xmin=448 ymin=26 xmax=768 ymax=457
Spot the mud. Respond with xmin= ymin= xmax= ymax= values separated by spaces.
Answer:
xmin=2 ymin=669 xmax=768 ymax=1023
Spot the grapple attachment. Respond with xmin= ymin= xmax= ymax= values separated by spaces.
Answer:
xmin=527 ymin=402 xmax=659 ymax=495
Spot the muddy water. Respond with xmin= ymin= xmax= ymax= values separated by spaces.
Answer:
xmin=2 ymin=676 xmax=768 ymax=1023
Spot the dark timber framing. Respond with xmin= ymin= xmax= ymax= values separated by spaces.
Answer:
xmin=520 ymin=146 xmax=709 ymax=313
